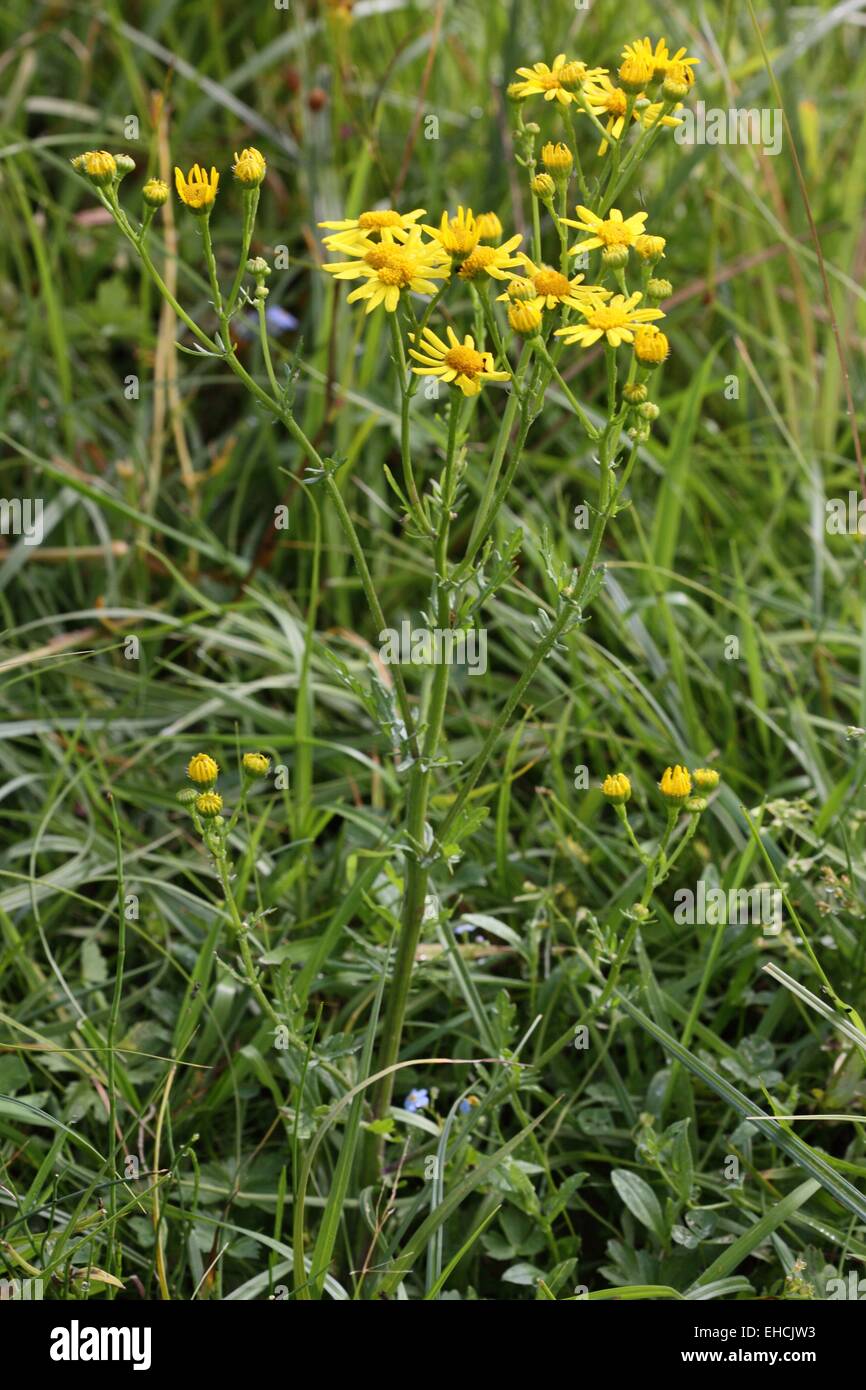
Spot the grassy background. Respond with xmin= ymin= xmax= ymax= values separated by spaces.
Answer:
xmin=1 ymin=0 xmax=866 ymax=1301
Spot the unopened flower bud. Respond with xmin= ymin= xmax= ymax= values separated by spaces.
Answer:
xmin=638 ymin=401 xmax=660 ymax=421
xmin=531 ymin=173 xmax=556 ymax=200
xmin=602 ymin=244 xmax=630 ymax=269
xmin=142 ymin=178 xmax=169 ymax=207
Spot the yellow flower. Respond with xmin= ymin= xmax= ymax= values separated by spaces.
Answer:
xmin=242 ymin=752 xmax=271 ymax=777
xmin=633 ymin=325 xmax=670 ymax=363
xmin=659 ymin=765 xmax=692 ymax=802
xmin=554 ymin=293 xmax=664 ymax=349
xmin=693 ymin=767 xmax=720 ymax=789
xmin=322 ymin=227 xmax=450 ymax=313
xmin=541 ymin=141 xmax=573 ymax=172
xmin=508 ymin=301 xmax=543 ymax=335
xmin=562 ymin=204 xmax=649 ymax=256
xmin=232 ymin=146 xmax=267 ymax=186
xmin=142 ymin=178 xmax=169 ymax=207
xmin=458 ymin=234 xmax=524 ymax=281
xmin=195 ymin=792 xmax=224 ymax=817
xmin=174 ymin=163 xmax=220 ymax=212
xmin=581 ymin=77 xmax=683 ymax=155
xmin=512 ymin=53 xmax=606 ymax=106
xmin=649 ymin=38 xmax=700 ymax=83
xmin=531 ymin=173 xmax=556 ymax=200
xmin=635 ymin=234 xmax=666 ymax=261
xmin=424 ymin=206 xmax=480 ymax=257
xmin=602 ymin=773 xmax=632 ymax=804
xmin=187 ymin=753 xmax=219 ymax=785
xmin=619 ymin=42 xmax=655 ymax=92
xmin=78 ymin=150 xmax=117 ymax=186
xmin=408 ymin=326 xmax=510 ymax=397
xmin=318 ymin=207 xmax=426 ymax=247
xmin=475 ymin=212 xmax=503 ymax=241
xmin=502 ymin=257 xmax=611 ymax=313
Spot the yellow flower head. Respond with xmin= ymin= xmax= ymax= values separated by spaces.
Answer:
xmin=563 ymin=204 xmax=649 ymax=257
xmin=242 ymin=752 xmax=271 ymax=777
xmin=458 ymin=234 xmax=524 ymax=281
xmin=425 ymin=206 xmax=480 ymax=257
xmin=174 ymin=163 xmax=220 ymax=213
xmin=555 ymin=293 xmax=663 ymax=349
xmin=531 ymin=173 xmax=556 ymax=200
xmin=195 ymin=791 xmax=224 ymax=818
xmin=693 ymin=767 xmax=720 ymax=790
xmin=408 ymin=325 xmax=510 ymax=397
xmin=78 ymin=150 xmax=117 ymax=186
xmin=318 ymin=208 xmax=426 ymax=248
xmin=541 ymin=141 xmax=573 ymax=173
xmin=635 ymin=234 xmax=666 ymax=261
xmin=602 ymin=772 xmax=632 ymax=804
xmin=187 ymin=753 xmax=219 ymax=785
xmin=651 ymin=39 xmax=700 ymax=83
xmin=475 ymin=211 xmax=503 ymax=242
xmin=503 ymin=257 xmax=611 ymax=314
xmin=142 ymin=178 xmax=170 ymax=207
xmin=659 ymin=765 xmax=692 ymax=802
xmin=322 ymin=226 xmax=450 ymax=313
xmin=512 ymin=53 xmax=606 ymax=105
xmin=633 ymin=325 xmax=670 ymax=363
xmin=232 ymin=147 xmax=267 ymax=186
xmin=501 ymin=277 xmax=536 ymax=302
xmin=508 ymin=300 xmax=543 ymax=336
xmin=619 ymin=39 xmax=656 ymax=92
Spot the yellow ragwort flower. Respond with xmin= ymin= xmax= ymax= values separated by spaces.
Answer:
xmin=242 ymin=752 xmax=271 ymax=777
xmin=512 ymin=53 xmax=606 ymax=105
xmin=408 ymin=325 xmax=510 ymax=397
xmin=659 ymin=765 xmax=692 ymax=801
xmin=174 ymin=163 xmax=220 ymax=212
xmin=602 ymin=772 xmax=632 ymax=804
xmin=506 ymin=256 xmax=612 ymax=313
xmin=318 ymin=207 xmax=426 ymax=248
xmin=322 ymin=227 xmax=450 ymax=313
xmin=459 ymin=234 xmax=524 ymax=281
xmin=196 ymin=792 xmax=224 ymax=818
xmin=555 ymin=293 xmax=664 ymax=349
xmin=633 ymin=325 xmax=670 ymax=363
xmin=693 ymin=767 xmax=720 ymax=789
xmin=635 ymin=234 xmax=667 ymax=261
xmin=619 ymin=41 xmax=655 ymax=92
xmin=187 ymin=753 xmax=219 ymax=785
xmin=580 ymin=77 xmax=682 ymax=155
xmin=475 ymin=212 xmax=503 ymax=241
xmin=646 ymin=37 xmax=700 ymax=84
xmin=78 ymin=150 xmax=117 ymax=186
xmin=541 ymin=141 xmax=573 ymax=173
xmin=232 ymin=147 xmax=267 ymax=186
xmin=142 ymin=178 xmax=170 ymax=207
xmin=508 ymin=301 xmax=543 ymax=336
xmin=424 ymin=206 xmax=480 ymax=257
xmin=563 ymin=204 xmax=649 ymax=256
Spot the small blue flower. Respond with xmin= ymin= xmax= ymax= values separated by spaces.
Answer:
xmin=459 ymin=1095 xmax=480 ymax=1115
xmin=404 ymin=1087 xmax=430 ymax=1113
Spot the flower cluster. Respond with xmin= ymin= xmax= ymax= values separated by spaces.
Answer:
xmin=315 ymin=34 xmax=698 ymax=409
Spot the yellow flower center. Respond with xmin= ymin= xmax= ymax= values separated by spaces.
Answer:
xmin=460 ymin=246 xmax=498 ymax=276
xmin=586 ymin=305 xmax=629 ymax=330
xmin=444 ymin=345 xmax=487 ymax=378
xmin=539 ymin=73 xmax=564 ymax=91
xmin=595 ymin=220 xmax=633 ymax=247
xmin=603 ymin=88 xmax=628 ymax=116
xmin=534 ymin=269 xmax=573 ymax=298
xmin=364 ymin=246 xmax=414 ymax=285
xmin=358 ymin=210 xmax=403 ymax=229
